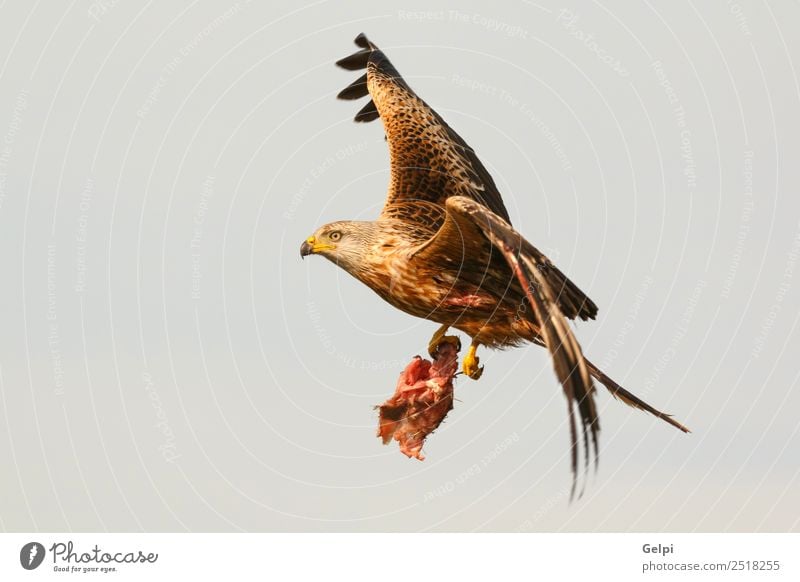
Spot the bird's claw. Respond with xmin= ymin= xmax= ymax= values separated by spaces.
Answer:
xmin=462 ymin=348 xmax=484 ymax=380
xmin=428 ymin=334 xmax=461 ymax=358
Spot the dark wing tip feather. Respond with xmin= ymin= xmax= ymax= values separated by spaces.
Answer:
xmin=525 ymin=254 xmax=599 ymax=499
xmin=354 ymin=100 xmax=379 ymax=122
xmin=336 ymin=34 xmax=382 ymax=123
xmin=530 ymin=254 xmax=598 ymax=322
xmin=335 ymin=33 xmax=374 ymax=70
xmin=446 ymin=197 xmax=600 ymax=497
xmin=354 ymin=32 xmax=370 ymax=48
xmin=337 ymin=73 xmax=369 ymax=100
xmin=335 ymin=50 xmax=370 ymax=71
xmin=572 ymin=289 xmax=599 ymax=321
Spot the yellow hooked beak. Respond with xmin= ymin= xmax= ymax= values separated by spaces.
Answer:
xmin=300 ymin=236 xmax=334 ymax=258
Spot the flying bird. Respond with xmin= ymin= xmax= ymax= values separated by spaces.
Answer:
xmin=301 ymin=34 xmax=688 ymax=489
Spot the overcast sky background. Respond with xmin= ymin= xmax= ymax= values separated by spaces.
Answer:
xmin=0 ymin=0 xmax=798 ymax=532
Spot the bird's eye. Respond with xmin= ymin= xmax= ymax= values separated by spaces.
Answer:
xmin=329 ymin=231 xmax=342 ymax=242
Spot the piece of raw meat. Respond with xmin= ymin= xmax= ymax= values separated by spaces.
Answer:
xmin=377 ymin=341 xmax=459 ymax=460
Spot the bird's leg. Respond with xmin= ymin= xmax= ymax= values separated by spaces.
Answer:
xmin=462 ymin=340 xmax=484 ymax=380
xmin=427 ymin=324 xmax=461 ymax=358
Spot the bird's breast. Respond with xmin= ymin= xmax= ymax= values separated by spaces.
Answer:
xmin=363 ymin=249 xmax=500 ymax=319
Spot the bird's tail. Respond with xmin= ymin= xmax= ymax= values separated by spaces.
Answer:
xmin=584 ymin=358 xmax=690 ymax=433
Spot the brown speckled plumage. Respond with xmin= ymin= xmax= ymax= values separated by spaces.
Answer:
xmin=304 ymin=34 xmax=688 ymax=494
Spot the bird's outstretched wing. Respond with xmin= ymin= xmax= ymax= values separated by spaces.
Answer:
xmin=337 ymin=34 xmax=598 ymax=322
xmin=418 ymin=196 xmax=599 ymax=496
xmin=336 ymin=33 xmax=511 ymax=223
xmin=418 ymin=196 xmax=690 ymax=494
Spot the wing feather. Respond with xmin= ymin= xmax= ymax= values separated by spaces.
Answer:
xmin=354 ymin=99 xmax=380 ymax=123
xmin=337 ymin=73 xmax=369 ymax=100
xmin=428 ymin=197 xmax=689 ymax=495
xmin=336 ymin=34 xmax=598 ymax=321
xmin=439 ymin=196 xmax=599 ymax=497
xmin=335 ymin=33 xmax=511 ymax=222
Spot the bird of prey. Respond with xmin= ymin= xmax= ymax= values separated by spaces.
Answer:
xmin=301 ymin=34 xmax=688 ymax=488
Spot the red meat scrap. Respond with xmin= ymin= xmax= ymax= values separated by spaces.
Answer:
xmin=376 ymin=341 xmax=460 ymax=460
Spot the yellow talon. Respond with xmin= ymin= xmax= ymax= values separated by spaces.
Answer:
xmin=428 ymin=324 xmax=461 ymax=358
xmin=463 ymin=342 xmax=484 ymax=380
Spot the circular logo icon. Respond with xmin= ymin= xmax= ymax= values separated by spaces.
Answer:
xmin=20 ymin=542 xmax=46 ymax=570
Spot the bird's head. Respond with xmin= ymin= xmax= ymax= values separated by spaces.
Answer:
xmin=300 ymin=220 xmax=375 ymax=275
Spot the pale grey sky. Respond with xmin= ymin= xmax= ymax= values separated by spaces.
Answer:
xmin=0 ymin=0 xmax=798 ymax=532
